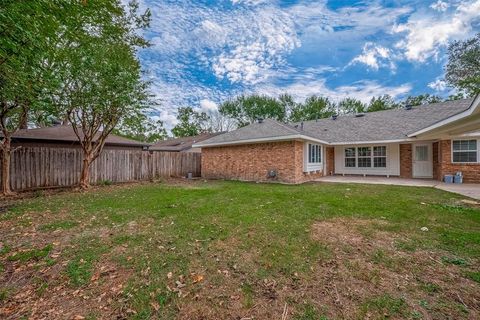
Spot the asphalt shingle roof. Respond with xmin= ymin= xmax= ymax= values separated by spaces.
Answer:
xmin=300 ymin=98 xmax=474 ymax=143
xmin=197 ymin=98 xmax=475 ymax=146
xmin=150 ymin=132 xmax=223 ymax=151
xmin=8 ymin=125 xmax=149 ymax=147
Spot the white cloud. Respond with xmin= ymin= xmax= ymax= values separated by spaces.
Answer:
xmin=231 ymin=0 xmax=269 ymax=5
xmin=198 ymin=99 xmax=218 ymax=113
xmin=350 ymin=42 xmax=395 ymax=70
xmin=393 ymin=0 xmax=480 ymax=61
xmin=430 ymin=1 xmax=449 ymax=12
xmin=428 ymin=79 xmax=448 ymax=91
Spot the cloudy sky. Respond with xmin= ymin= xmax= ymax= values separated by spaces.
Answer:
xmin=136 ymin=0 xmax=480 ymax=128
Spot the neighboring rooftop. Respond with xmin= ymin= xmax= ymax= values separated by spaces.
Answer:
xmin=8 ymin=125 xmax=149 ymax=147
xmin=150 ymin=132 xmax=223 ymax=152
xmin=195 ymin=98 xmax=476 ymax=146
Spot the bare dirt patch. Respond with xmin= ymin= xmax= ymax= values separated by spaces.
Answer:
xmin=309 ymin=218 xmax=480 ymax=319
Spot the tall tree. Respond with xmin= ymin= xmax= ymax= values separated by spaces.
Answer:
xmin=367 ymin=95 xmax=398 ymax=112
xmin=0 ymin=0 xmax=62 ymax=195
xmin=338 ymin=98 xmax=366 ymax=114
xmin=445 ymin=33 xmax=480 ymax=96
xmin=219 ymin=94 xmax=286 ymax=127
xmin=51 ymin=0 xmax=151 ymax=189
xmin=171 ymin=107 xmax=208 ymax=138
xmin=289 ymin=96 xmax=335 ymax=122
xmin=114 ymin=115 xmax=167 ymax=143
xmin=201 ymin=109 xmax=236 ymax=133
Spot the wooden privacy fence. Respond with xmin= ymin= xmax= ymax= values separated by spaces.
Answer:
xmin=1 ymin=147 xmax=202 ymax=191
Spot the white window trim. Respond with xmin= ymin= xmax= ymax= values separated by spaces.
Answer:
xmin=343 ymin=145 xmax=388 ymax=170
xmin=304 ymin=142 xmax=323 ymax=172
xmin=451 ymin=139 xmax=480 ymax=164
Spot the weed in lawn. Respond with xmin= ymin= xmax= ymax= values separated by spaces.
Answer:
xmin=39 ymin=220 xmax=78 ymax=231
xmin=8 ymin=244 xmax=52 ymax=262
xmin=241 ymin=282 xmax=255 ymax=308
xmin=65 ymin=237 xmax=108 ymax=287
xmin=99 ymin=179 xmax=113 ymax=186
xmin=66 ymin=258 xmax=93 ymax=287
xmin=0 ymin=243 xmax=11 ymax=256
xmin=0 ymin=287 xmax=11 ymax=301
xmin=395 ymin=239 xmax=417 ymax=252
xmin=371 ymin=249 xmax=394 ymax=268
xmin=360 ymin=294 xmax=409 ymax=318
xmin=441 ymin=256 xmax=468 ymax=266
xmin=465 ymin=271 xmax=480 ymax=283
xmin=293 ymin=304 xmax=327 ymax=320
xmin=420 ymin=281 xmax=441 ymax=294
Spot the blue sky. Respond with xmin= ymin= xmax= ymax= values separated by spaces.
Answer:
xmin=136 ymin=0 xmax=480 ymax=128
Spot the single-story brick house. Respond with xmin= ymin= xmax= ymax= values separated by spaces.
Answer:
xmin=193 ymin=95 xmax=480 ymax=184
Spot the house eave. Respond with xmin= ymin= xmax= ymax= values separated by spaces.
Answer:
xmin=193 ymin=134 xmax=330 ymax=148
xmin=407 ymin=94 xmax=480 ymax=138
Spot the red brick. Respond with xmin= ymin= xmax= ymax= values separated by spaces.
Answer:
xmin=437 ymin=140 xmax=480 ymax=183
xmin=202 ymin=141 xmax=324 ymax=184
xmin=399 ymin=144 xmax=412 ymax=178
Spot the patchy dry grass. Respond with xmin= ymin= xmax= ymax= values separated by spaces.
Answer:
xmin=0 ymin=180 xmax=479 ymax=319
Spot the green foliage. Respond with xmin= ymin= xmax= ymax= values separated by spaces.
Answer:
xmin=338 ymin=97 xmax=366 ymax=114
xmin=293 ymin=304 xmax=327 ymax=320
xmin=441 ymin=256 xmax=468 ymax=266
xmin=401 ymin=94 xmax=442 ymax=107
xmin=8 ymin=244 xmax=52 ymax=263
xmin=39 ymin=220 xmax=78 ymax=232
xmin=67 ymin=258 xmax=93 ymax=287
xmin=361 ymin=294 xmax=408 ymax=318
xmin=114 ymin=116 xmax=167 ymax=143
xmin=367 ymin=95 xmax=398 ymax=112
xmin=289 ymin=96 xmax=336 ymax=122
xmin=465 ymin=271 xmax=480 ymax=283
xmin=445 ymin=33 xmax=480 ymax=96
xmin=171 ymin=107 xmax=208 ymax=137
xmin=219 ymin=94 xmax=287 ymax=127
xmin=0 ymin=287 xmax=10 ymax=301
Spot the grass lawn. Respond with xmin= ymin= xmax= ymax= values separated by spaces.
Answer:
xmin=0 ymin=180 xmax=479 ymax=319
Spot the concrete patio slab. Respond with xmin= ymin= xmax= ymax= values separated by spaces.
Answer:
xmin=316 ymin=176 xmax=480 ymax=200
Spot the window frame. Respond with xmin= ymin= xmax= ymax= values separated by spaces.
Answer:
xmin=308 ymin=143 xmax=322 ymax=164
xmin=451 ymin=139 xmax=479 ymax=164
xmin=344 ymin=147 xmax=356 ymax=168
xmin=343 ymin=145 xmax=388 ymax=169
xmin=357 ymin=146 xmax=372 ymax=168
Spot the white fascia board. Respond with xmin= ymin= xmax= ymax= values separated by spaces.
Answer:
xmin=192 ymin=134 xmax=330 ymax=148
xmin=407 ymin=94 xmax=480 ymax=138
xmin=331 ymin=138 xmax=415 ymax=146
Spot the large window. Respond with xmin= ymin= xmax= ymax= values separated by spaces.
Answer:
xmin=452 ymin=140 xmax=477 ymax=163
xmin=345 ymin=148 xmax=356 ymax=167
xmin=344 ymin=146 xmax=387 ymax=169
xmin=308 ymin=143 xmax=322 ymax=163
xmin=358 ymin=147 xmax=371 ymax=168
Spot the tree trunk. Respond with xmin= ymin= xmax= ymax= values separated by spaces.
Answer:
xmin=1 ymin=139 xmax=13 ymax=196
xmin=79 ymin=154 xmax=92 ymax=190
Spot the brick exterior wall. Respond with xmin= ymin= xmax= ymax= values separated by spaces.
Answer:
xmin=432 ymin=142 xmax=439 ymax=180
xmin=201 ymin=140 xmax=325 ymax=184
xmin=437 ymin=140 xmax=480 ymax=183
xmin=399 ymin=144 xmax=412 ymax=178
xmin=325 ymin=147 xmax=335 ymax=176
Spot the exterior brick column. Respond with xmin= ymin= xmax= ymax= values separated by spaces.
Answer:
xmin=399 ymin=144 xmax=412 ymax=178
xmin=325 ymin=147 xmax=335 ymax=176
